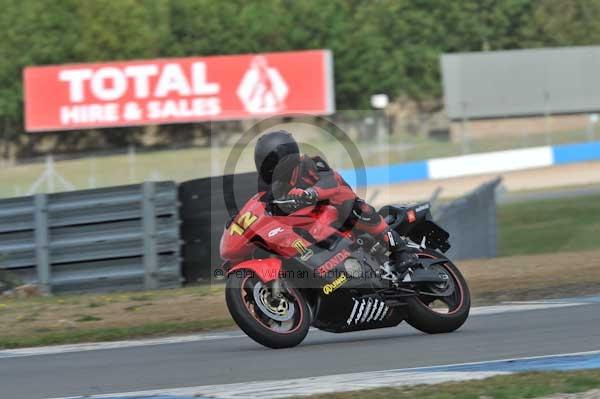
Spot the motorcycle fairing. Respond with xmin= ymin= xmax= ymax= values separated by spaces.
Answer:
xmin=221 ymin=193 xmax=341 ymax=262
xmin=227 ymin=258 xmax=282 ymax=283
xmin=313 ymin=291 xmax=405 ymax=333
xmin=220 ymin=193 xmax=351 ymax=289
xmin=379 ymin=203 xmax=451 ymax=252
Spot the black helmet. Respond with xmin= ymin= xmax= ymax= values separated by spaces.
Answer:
xmin=254 ymin=130 xmax=300 ymax=184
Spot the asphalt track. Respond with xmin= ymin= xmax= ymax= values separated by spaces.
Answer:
xmin=2 ymin=298 xmax=600 ymax=399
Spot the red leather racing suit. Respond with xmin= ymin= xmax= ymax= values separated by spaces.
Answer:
xmin=268 ymin=155 xmax=388 ymax=238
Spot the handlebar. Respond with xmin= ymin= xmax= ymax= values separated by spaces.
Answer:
xmin=271 ymin=196 xmax=314 ymax=214
xmin=271 ymin=198 xmax=299 ymax=205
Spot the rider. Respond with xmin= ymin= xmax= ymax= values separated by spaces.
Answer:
xmin=254 ymin=130 xmax=418 ymax=274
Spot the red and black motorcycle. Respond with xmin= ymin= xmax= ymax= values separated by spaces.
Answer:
xmin=220 ymin=193 xmax=470 ymax=349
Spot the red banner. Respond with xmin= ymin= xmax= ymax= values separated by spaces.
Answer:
xmin=23 ymin=50 xmax=334 ymax=132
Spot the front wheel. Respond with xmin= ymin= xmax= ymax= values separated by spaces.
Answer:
xmin=225 ymin=271 xmax=311 ymax=349
xmin=406 ymin=249 xmax=470 ymax=334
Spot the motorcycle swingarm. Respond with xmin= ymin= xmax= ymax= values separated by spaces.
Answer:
xmin=408 ymin=265 xmax=450 ymax=284
xmin=419 ymin=257 xmax=450 ymax=268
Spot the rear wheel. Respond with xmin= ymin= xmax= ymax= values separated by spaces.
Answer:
xmin=406 ymin=249 xmax=470 ymax=334
xmin=225 ymin=271 xmax=310 ymax=349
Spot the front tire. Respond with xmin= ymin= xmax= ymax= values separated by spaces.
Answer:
xmin=406 ymin=249 xmax=470 ymax=334
xmin=225 ymin=271 xmax=311 ymax=349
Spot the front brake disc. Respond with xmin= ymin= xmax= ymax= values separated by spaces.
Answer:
xmin=253 ymin=281 xmax=295 ymax=322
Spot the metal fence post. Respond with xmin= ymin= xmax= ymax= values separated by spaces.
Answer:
xmin=487 ymin=180 xmax=500 ymax=258
xmin=142 ymin=181 xmax=159 ymax=289
xmin=33 ymin=194 xmax=51 ymax=293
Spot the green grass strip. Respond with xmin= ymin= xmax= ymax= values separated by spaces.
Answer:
xmin=0 ymin=319 xmax=235 ymax=349
xmin=499 ymin=194 xmax=600 ymax=256
xmin=302 ymin=370 xmax=600 ymax=399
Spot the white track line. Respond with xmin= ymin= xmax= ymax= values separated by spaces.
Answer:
xmin=0 ymin=299 xmax=592 ymax=359
xmin=469 ymin=301 xmax=586 ymax=316
xmin=51 ymin=371 xmax=505 ymax=399
xmin=48 ymin=350 xmax=600 ymax=399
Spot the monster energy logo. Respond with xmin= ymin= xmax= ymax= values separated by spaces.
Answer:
xmin=292 ymin=239 xmax=314 ymax=261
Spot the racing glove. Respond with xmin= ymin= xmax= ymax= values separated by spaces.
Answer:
xmin=274 ymin=188 xmax=318 ymax=214
xmin=287 ymin=187 xmax=318 ymax=206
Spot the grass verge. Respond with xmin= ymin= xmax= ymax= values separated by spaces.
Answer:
xmin=498 ymin=193 xmax=600 ymax=256
xmin=0 ymin=319 xmax=233 ymax=349
xmin=298 ymin=370 xmax=600 ymax=399
xmin=0 ymin=285 xmax=236 ymax=349
xmin=459 ymin=249 xmax=600 ymax=304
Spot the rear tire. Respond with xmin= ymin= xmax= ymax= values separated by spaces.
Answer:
xmin=406 ymin=249 xmax=470 ymax=334
xmin=226 ymin=271 xmax=311 ymax=349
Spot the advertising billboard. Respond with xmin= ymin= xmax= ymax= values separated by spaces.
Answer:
xmin=24 ymin=49 xmax=334 ymax=132
xmin=441 ymin=46 xmax=600 ymax=120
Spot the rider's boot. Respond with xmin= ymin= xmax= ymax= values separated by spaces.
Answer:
xmin=384 ymin=229 xmax=419 ymax=276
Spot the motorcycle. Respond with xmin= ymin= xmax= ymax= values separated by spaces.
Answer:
xmin=220 ymin=193 xmax=470 ymax=349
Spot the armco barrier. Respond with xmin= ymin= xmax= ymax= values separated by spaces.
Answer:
xmin=435 ymin=178 xmax=501 ymax=260
xmin=0 ymin=181 xmax=181 ymax=293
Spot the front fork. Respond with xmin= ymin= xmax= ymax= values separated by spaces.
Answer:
xmin=271 ymin=279 xmax=283 ymax=298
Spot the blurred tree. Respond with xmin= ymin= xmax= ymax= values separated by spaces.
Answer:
xmin=71 ymin=0 xmax=169 ymax=61
xmin=519 ymin=0 xmax=600 ymax=47
xmin=0 ymin=0 xmax=79 ymax=157
xmin=3 ymin=0 xmax=600 ymax=157
xmin=0 ymin=0 xmax=171 ymax=157
xmin=69 ymin=0 xmax=170 ymax=150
